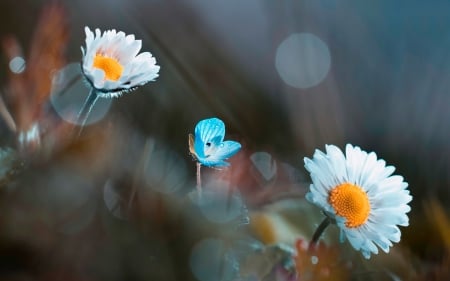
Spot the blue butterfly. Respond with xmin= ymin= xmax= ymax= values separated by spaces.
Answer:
xmin=189 ymin=117 xmax=241 ymax=168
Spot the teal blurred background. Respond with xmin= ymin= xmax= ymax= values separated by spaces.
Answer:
xmin=0 ymin=0 xmax=450 ymax=280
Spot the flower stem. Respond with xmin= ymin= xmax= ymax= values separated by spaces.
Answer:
xmin=76 ymin=88 xmax=99 ymax=137
xmin=196 ymin=162 xmax=202 ymax=197
xmin=309 ymin=216 xmax=331 ymax=250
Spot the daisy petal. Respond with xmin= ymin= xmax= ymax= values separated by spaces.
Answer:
xmin=81 ymin=26 xmax=160 ymax=96
xmin=304 ymin=143 xmax=412 ymax=259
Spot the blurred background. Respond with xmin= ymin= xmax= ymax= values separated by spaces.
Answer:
xmin=0 ymin=0 xmax=450 ymax=280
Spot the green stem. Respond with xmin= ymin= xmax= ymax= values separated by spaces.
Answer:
xmin=309 ymin=216 xmax=331 ymax=250
xmin=196 ymin=162 xmax=202 ymax=198
xmin=76 ymin=88 xmax=99 ymax=136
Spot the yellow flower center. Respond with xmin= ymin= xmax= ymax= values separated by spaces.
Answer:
xmin=328 ymin=183 xmax=370 ymax=228
xmin=93 ymin=54 xmax=123 ymax=81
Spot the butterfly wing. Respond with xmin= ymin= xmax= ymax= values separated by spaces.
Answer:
xmin=191 ymin=117 xmax=241 ymax=167
xmin=200 ymin=140 xmax=241 ymax=167
xmin=188 ymin=134 xmax=196 ymax=156
xmin=194 ymin=118 xmax=225 ymax=159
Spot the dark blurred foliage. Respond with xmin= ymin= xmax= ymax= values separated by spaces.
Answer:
xmin=0 ymin=0 xmax=450 ymax=280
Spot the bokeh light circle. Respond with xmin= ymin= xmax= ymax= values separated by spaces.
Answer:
xmin=191 ymin=179 xmax=247 ymax=224
xmin=275 ymin=33 xmax=331 ymax=89
xmin=143 ymin=140 xmax=188 ymax=194
xmin=9 ymin=56 xmax=26 ymax=73
xmin=250 ymin=151 xmax=277 ymax=182
xmin=50 ymin=63 xmax=112 ymax=125
xmin=189 ymin=238 xmax=238 ymax=281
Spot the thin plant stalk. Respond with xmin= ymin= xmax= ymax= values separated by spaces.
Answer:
xmin=76 ymin=88 xmax=99 ymax=136
xmin=196 ymin=162 xmax=202 ymax=197
xmin=309 ymin=216 xmax=331 ymax=251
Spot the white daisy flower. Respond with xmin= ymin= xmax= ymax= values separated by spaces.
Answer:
xmin=304 ymin=144 xmax=412 ymax=259
xmin=81 ymin=27 xmax=160 ymax=97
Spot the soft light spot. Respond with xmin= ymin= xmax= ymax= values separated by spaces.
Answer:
xmin=93 ymin=54 xmax=123 ymax=81
xmin=50 ymin=63 xmax=112 ymax=125
xmin=9 ymin=56 xmax=26 ymax=73
xmin=275 ymin=33 xmax=331 ymax=89
xmin=329 ymin=183 xmax=370 ymax=228
xmin=250 ymin=151 xmax=277 ymax=182
xmin=311 ymin=255 xmax=319 ymax=265
xmin=191 ymin=179 xmax=246 ymax=224
xmin=143 ymin=138 xmax=188 ymax=194
xmin=189 ymin=238 xmax=237 ymax=281
xmin=18 ymin=123 xmax=40 ymax=148
xmin=103 ymin=180 xmax=128 ymax=220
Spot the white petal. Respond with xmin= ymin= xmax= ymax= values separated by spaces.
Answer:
xmin=117 ymin=40 xmax=142 ymax=64
xmin=345 ymin=144 xmax=363 ymax=184
xmin=371 ymin=191 xmax=412 ymax=209
xmin=303 ymin=143 xmax=412 ymax=259
xmin=325 ymin=144 xmax=347 ymax=184
xmin=342 ymin=227 xmax=364 ymax=251
xmin=358 ymin=151 xmax=378 ymax=189
xmin=361 ymin=249 xmax=371 ymax=259
xmin=81 ymin=27 xmax=160 ymax=93
xmin=370 ymin=209 xmax=410 ymax=226
xmin=310 ymin=174 xmax=331 ymax=196
xmin=362 ymin=222 xmax=393 ymax=253
xmin=91 ymin=68 xmax=106 ymax=89
xmin=85 ymin=26 xmax=94 ymax=47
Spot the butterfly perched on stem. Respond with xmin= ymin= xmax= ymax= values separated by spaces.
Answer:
xmin=189 ymin=117 xmax=241 ymax=168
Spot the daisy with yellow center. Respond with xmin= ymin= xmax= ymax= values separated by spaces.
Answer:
xmin=75 ymin=27 xmax=160 ymax=132
xmin=304 ymin=144 xmax=412 ymax=259
xmin=81 ymin=27 xmax=160 ymax=97
xmin=92 ymin=55 xmax=123 ymax=81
